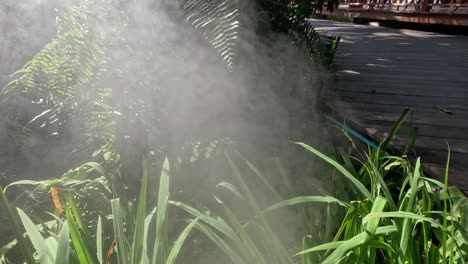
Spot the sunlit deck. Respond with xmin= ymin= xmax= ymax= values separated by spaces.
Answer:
xmin=311 ymin=19 xmax=468 ymax=193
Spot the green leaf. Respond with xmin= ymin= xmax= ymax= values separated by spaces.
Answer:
xmin=296 ymin=240 xmax=346 ymax=254
xmin=365 ymin=196 xmax=387 ymax=235
xmin=0 ymin=240 xmax=16 ymax=256
xmin=380 ymin=108 xmax=410 ymax=150
xmin=363 ymin=211 xmax=441 ymax=228
xmin=272 ymin=157 xmax=293 ymax=194
xmin=263 ymin=196 xmax=348 ymax=213
xmin=297 ymin=225 xmax=398 ymax=259
xmin=168 ymin=201 xmax=236 ymax=238
xmin=241 ymin=156 xmax=282 ymax=200
xmin=166 ymin=218 xmax=199 ymax=264
xmin=192 ymin=222 xmax=244 ymax=264
xmin=302 ymin=232 xmax=369 ymax=263
xmin=96 ymin=216 xmax=103 ymax=264
xmin=152 ymin=158 xmax=170 ymax=264
xmin=17 ymin=208 xmax=55 ymax=264
xmin=65 ymin=198 xmax=95 ymax=264
xmin=55 ymin=222 xmax=70 ymax=264
xmin=399 ymin=158 xmax=422 ymax=259
xmin=368 ymin=240 xmax=396 ymax=254
xmin=295 ymin=142 xmax=373 ymax=201
xmin=403 ymin=127 xmax=418 ymax=155
xmin=111 ymin=199 xmax=128 ymax=264
xmin=131 ymin=159 xmax=149 ymax=264
xmin=83 ymin=162 xmax=107 ymax=177
xmin=224 ymin=152 xmax=293 ymax=263
xmin=3 ymin=180 xmax=51 ymax=193
xmin=0 ymin=186 xmax=35 ymax=264
xmin=216 ymin=182 xmax=244 ymax=200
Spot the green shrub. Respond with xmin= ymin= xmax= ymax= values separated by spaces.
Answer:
xmin=1 ymin=112 xmax=466 ymax=263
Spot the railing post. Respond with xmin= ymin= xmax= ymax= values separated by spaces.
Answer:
xmin=420 ymin=0 xmax=431 ymax=12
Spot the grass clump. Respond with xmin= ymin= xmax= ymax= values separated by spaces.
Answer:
xmin=1 ymin=112 xmax=467 ymax=263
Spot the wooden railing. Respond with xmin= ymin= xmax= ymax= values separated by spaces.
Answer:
xmin=345 ymin=0 xmax=468 ymax=13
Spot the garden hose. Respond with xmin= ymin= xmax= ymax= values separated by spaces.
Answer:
xmin=325 ymin=115 xmax=455 ymax=201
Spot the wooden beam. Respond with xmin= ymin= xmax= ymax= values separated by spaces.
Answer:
xmin=325 ymin=9 xmax=468 ymax=26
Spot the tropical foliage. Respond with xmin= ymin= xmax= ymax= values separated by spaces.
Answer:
xmin=1 ymin=111 xmax=467 ymax=263
xmin=0 ymin=0 xmax=336 ymax=181
xmin=1 ymin=0 xmax=464 ymax=264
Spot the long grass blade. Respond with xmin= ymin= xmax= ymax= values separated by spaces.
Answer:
xmin=97 ymin=216 xmax=103 ymax=264
xmin=56 ymin=222 xmax=70 ymax=264
xmin=398 ymin=158 xmax=422 ymax=259
xmin=17 ymin=208 xmax=55 ymax=264
xmin=263 ymin=196 xmax=348 ymax=213
xmin=192 ymin=222 xmax=244 ymax=264
xmin=65 ymin=202 xmax=92 ymax=264
xmin=166 ymin=218 xmax=199 ymax=264
xmin=296 ymin=142 xmax=373 ymax=201
xmin=152 ymin=158 xmax=170 ymax=264
xmin=240 ymin=155 xmax=283 ymax=200
xmin=168 ymin=200 xmax=237 ymax=238
xmin=225 ymin=152 xmax=294 ymax=264
xmin=111 ymin=198 xmax=128 ymax=264
xmin=65 ymin=194 xmax=96 ymax=264
xmin=143 ymin=206 xmax=157 ymax=261
xmin=366 ymin=196 xmax=387 ymax=235
xmin=0 ymin=186 xmax=35 ymax=264
xmin=363 ymin=211 xmax=441 ymax=228
xmin=131 ymin=159 xmax=149 ymax=264
xmin=380 ymin=108 xmax=410 ymax=150
xmin=315 ymin=232 xmax=369 ymax=264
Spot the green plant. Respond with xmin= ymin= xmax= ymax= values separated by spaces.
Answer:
xmin=1 ymin=158 xmax=199 ymax=264
xmin=170 ymin=151 xmax=297 ymax=264
xmin=293 ymin=111 xmax=468 ymax=263
xmin=0 ymin=0 xmax=333 ymax=185
xmin=298 ymin=145 xmax=468 ymax=263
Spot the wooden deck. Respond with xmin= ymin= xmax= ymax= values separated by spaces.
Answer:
xmin=311 ymin=19 xmax=468 ymax=192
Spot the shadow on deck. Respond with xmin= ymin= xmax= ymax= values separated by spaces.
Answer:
xmin=311 ymin=19 xmax=468 ymax=193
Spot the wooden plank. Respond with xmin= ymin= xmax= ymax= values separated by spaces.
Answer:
xmin=362 ymin=129 xmax=468 ymax=154
xmin=356 ymin=121 xmax=468 ymax=140
xmin=423 ymin=164 xmax=468 ymax=192
xmin=322 ymin=93 xmax=468 ymax=111
xmin=323 ymin=90 xmax=468 ymax=107
xmin=335 ymin=68 xmax=468 ymax=79
xmin=335 ymin=81 xmax=468 ymax=93
xmin=333 ymin=108 xmax=468 ymax=128
xmin=415 ymin=149 xmax=468 ymax=169
xmin=325 ymin=100 xmax=468 ymax=118
xmin=334 ymin=54 xmax=468 ymax=61
xmin=335 ymin=86 xmax=468 ymax=99
xmin=335 ymin=78 xmax=468 ymax=91
xmin=336 ymin=63 xmax=468 ymax=72
xmin=336 ymin=72 xmax=468 ymax=82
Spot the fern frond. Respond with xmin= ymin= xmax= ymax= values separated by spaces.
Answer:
xmin=181 ymin=0 xmax=240 ymax=70
xmin=1 ymin=2 xmax=107 ymax=138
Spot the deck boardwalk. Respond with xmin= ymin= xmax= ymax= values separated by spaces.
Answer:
xmin=310 ymin=19 xmax=468 ymax=192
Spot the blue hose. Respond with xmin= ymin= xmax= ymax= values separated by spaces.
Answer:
xmin=326 ymin=115 xmax=379 ymax=150
xmin=325 ymin=115 xmax=453 ymax=199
